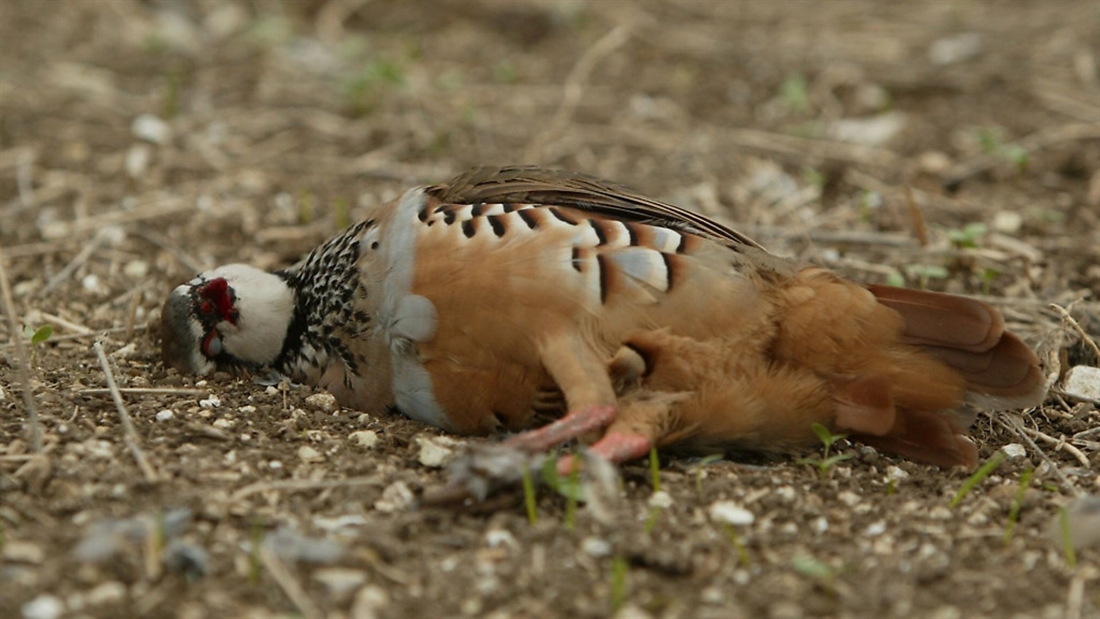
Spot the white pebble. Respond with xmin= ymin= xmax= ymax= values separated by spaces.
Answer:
xmin=199 ymin=396 xmax=221 ymax=409
xmin=305 ymin=392 xmax=338 ymax=413
xmin=708 ymin=500 xmax=755 ymax=526
xmin=885 ymin=466 xmax=909 ymax=482
xmin=22 ymin=594 xmax=63 ymax=619
xmin=1002 ymin=443 xmax=1027 ymax=459
xmin=865 ymin=521 xmax=887 ymax=536
xmin=131 ymin=113 xmax=172 ymax=145
xmin=1064 ymin=366 xmax=1100 ymax=401
xmin=349 ymin=430 xmax=379 ymax=448
xmin=238 ymin=405 xmax=257 ymax=414
xmin=582 ymin=537 xmax=612 ymax=557
xmin=269 ymin=460 xmax=283 ymax=469
xmin=648 ymin=490 xmax=673 ymax=509
xmin=85 ymin=581 xmax=126 ymax=606
xmin=415 ymin=436 xmax=456 ymax=468
xmin=155 ymin=409 xmax=175 ymax=421
xmin=485 ymin=529 xmax=518 ymax=549
xmin=298 ymin=445 xmax=324 ymax=464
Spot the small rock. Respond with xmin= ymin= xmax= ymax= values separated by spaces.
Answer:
xmin=991 ymin=211 xmax=1023 ymax=235
xmin=297 ymin=445 xmax=324 ymax=464
xmin=86 ymin=581 xmax=126 ymax=606
xmin=199 ymin=396 xmax=221 ymax=409
xmin=212 ymin=418 xmax=234 ymax=430
xmin=374 ymin=481 xmax=414 ymax=513
xmin=812 ymin=516 xmax=829 ymax=534
xmin=124 ymin=144 xmax=151 ymax=178
xmin=238 ymin=405 xmax=257 ymax=414
xmin=828 ymin=111 xmax=907 ymax=147
xmin=22 ymin=594 xmax=64 ymax=619
xmin=350 ymin=585 xmax=390 ymax=619
xmin=708 ymin=500 xmax=754 ymax=526
xmin=917 ymin=151 xmax=953 ymax=175
xmin=615 ymin=603 xmax=654 ymax=619
xmin=865 ymin=521 xmax=887 ymax=536
xmin=123 ymin=259 xmax=149 ymax=278
xmin=1051 ymin=494 xmax=1100 ymax=551
xmin=349 ymin=430 xmax=379 ymax=449
xmin=3 ymin=541 xmax=45 ymax=564
xmin=155 ymin=409 xmax=175 ymax=421
xmin=415 ymin=435 xmax=457 ymax=468
xmin=928 ymin=33 xmax=983 ymax=65
xmin=582 ymin=537 xmax=612 ymax=557
xmin=1064 ymin=366 xmax=1100 ymax=401
xmin=837 ymin=490 xmax=862 ymax=507
xmin=313 ymin=568 xmax=367 ymax=601
xmin=485 ymin=529 xmax=518 ymax=550
xmin=262 ymin=527 xmax=344 ymax=564
xmin=305 ymin=392 xmax=338 ymax=413
xmin=648 ymin=490 xmax=673 ymax=509
xmin=885 ymin=466 xmax=909 ymax=482
xmin=131 ymin=114 xmax=171 ymax=145
xmin=1002 ymin=443 xmax=1027 ymax=459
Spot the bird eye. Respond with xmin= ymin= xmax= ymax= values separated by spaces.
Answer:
xmin=202 ymin=329 xmax=222 ymax=358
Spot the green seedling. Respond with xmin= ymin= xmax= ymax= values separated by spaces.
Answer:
xmin=1058 ymin=506 xmax=1077 ymax=568
xmin=792 ymin=555 xmax=838 ymax=594
xmin=780 ymin=73 xmax=810 ymax=113
xmin=947 ymin=222 xmax=988 ymax=249
xmin=885 ymin=270 xmax=906 ymax=288
xmin=1003 ymin=468 xmax=1033 ymax=545
xmin=521 ymin=464 xmax=538 ymax=526
xmin=343 ymin=58 xmax=406 ymax=117
xmin=796 ymin=422 xmax=852 ymax=479
xmin=949 ymin=451 xmax=1005 ymax=508
xmin=493 ymin=60 xmax=520 ymax=84
xmin=23 ymin=324 xmax=53 ymax=367
xmin=981 ymin=267 xmax=1000 ymax=295
xmin=610 ymin=556 xmax=629 ymax=613
xmin=248 ymin=522 xmax=265 ymax=584
xmin=692 ymin=454 xmax=724 ymax=497
xmin=541 ymin=453 xmax=583 ymax=531
xmin=649 ymin=446 xmax=661 ymax=492
xmin=725 ymin=525 xmax=751 ymax=567
xmin=905 ymin=264 xmax=948 ymax=290
xmin=886 ymin=478 xmax=898 ymax=496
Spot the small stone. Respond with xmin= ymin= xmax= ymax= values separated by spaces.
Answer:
xmin=269 ymin=460 xmax=283 ymax=470
xmin=199 ymin=396 xmax=221 ymax=409
xmin=1002 ymin=443 xmax=1027 ymax=459
xmin=928 ymin=32 xmax=982 ymax=65
xmin=131 ymin=114 xmax=171 ymax=145
xmin=86 ymin=581 xmax=126 ymax=606
xmin=865 ymin=521 xmax=887 ymax=536
xmin=1064 ymin=366 xmax=1100 ymax=401
xmin=917 ymin=151 xmax=952 ymax=175
xmin=122 ymin=260 xmax=150 ymax=281
xmin=582 ymin=537 xmax=612 ymax=557
xmin=3 ymin=540 xmax=45 ymax=564
xmin=615 ymin=603 xmax=654 ymax=619
xmin=1051 ymin=494 xmax=1100 ymax=551
xmin=265 ymin=386 xmax=278 ymax=395
xmin=885 ymin=466 xmax=909 ymax=482
xmin=238 ymin=405 xmax=257 ymax=414
xmin=991 ymin=211 xmax=1023 ymax=235
xmin=485 ymin=529 xmax=518 ymax=549
xmin=837 ymin=490 xmax=862 ymax=507
xmin=298 ymin=445 xmax=324 ymax=464
xmin=929 ymin=506 xmax=952 ymax=520
xmin=415 ymin=436 xmax=456 ymax=467
xmin=155 ymin=409 xmax=174 ymax=421
xmin=812 ymin=516 xmax=829 ymax=534
xmin=374 ymin=481 xmax=414 ymax=513
xmin=648 ymin=490 xmax=673 ymax=509
xmin=212 ymin=418 xmax=234 ymax=430
xmin=313 ymin=568 xmax=368 ymax=602
xmin=22 ymin=594 xmax=63 ymax=619
xmin=125 ymin=144 xmax=151 ymax=178
xmin=708 ymin=500 xmax=754 ymax=526
xmin=349 ymin=430 xmax=379 ymax=449
xmin=305 ymin=392 xmax=338 ymax=413
xmin=350 ymin=585 xmax=390 ymax=619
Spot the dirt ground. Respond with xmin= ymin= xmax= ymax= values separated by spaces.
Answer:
xmin=2 ymin=1 xmax=1099 ymax=618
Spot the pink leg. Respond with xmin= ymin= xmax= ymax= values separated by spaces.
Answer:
xmin=556 ymin=432 xmax=653 ymax=476
xmin=504 ymin=405 xmax=617 ymax=452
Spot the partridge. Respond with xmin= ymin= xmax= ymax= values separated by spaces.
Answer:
xmin=161 ymin=165 xmax=1047 ymax=470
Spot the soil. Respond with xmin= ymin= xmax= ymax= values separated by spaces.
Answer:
xmin=2 ymin=1 xmax=1099 ymax=618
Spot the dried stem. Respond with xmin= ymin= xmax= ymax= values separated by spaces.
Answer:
xmin=92 ymin=340 xmax=158 ymax=482
xmin=0 ymin=246 xmax=41 ymax=451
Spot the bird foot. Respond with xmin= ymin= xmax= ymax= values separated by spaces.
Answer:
xmin=503 ymin=405 xmax=617 ymax=452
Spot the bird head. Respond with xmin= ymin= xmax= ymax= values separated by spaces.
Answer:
xmin=160 ymin=264 xmax=295 ymax=375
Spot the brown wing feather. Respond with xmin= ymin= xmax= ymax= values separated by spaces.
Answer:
xmin=427 ymin=165 xmax=765 ymax=251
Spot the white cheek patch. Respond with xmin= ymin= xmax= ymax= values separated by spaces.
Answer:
xmin=187 ymin=318 xmax=216 ymax=374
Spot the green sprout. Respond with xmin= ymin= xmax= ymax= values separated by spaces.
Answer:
xmin=946 ymin=222 xmax=988 ymax=249
xmin=725 ymin=525 xmax=751 ymax=567
xmin=541 ymin=453 xmax=583 ymax=531
xmin=23 ymin=324 xmax=53 ymax=367
xmin=792 ymin=555 xmax=838 ymax=594
xmin=905 ymin=264 xmax=949 ymax=290
xmin=248 ymin=522 xmax=265 ymax=584
xmin=1058 ymin=506 xmax=1077 ymax=568
xmin=949 ymin=451 xmax=1006 ymax=508
xmin=610 ymin=556 xmax=629 ymax=613
xmin=692 ymin=454 xmax=724 ymax=497
xmin=796 ymin=422 xmax=852 ymax=479
xmin=780 ymin=73 xmax=810 ymax=113
xmin=521 ymin=465 xmax=538 ymax=526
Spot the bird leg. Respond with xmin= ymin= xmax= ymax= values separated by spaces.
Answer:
xmin=505 ymin=332 xmax=619 ymax=452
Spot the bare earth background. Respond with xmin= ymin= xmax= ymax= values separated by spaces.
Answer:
xmin=2 ymin=1 xmax=1099 ymax=618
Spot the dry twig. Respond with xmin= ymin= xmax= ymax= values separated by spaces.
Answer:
xmin=998 ymin=414 xmax=1081 ymax=496
xmin=1049 ymin=303 xmax=1100 ymax=362
xmin=259 ymin=546 xmax=325 ymax=619
xmin=92 ymin=340 xmax=158 ymax=482
xmin=0 ymin=246 xmax=41 ymax=452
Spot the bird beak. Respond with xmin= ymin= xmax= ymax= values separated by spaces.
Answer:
xmin=160 ymin=285 xmax=216 ymax=375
